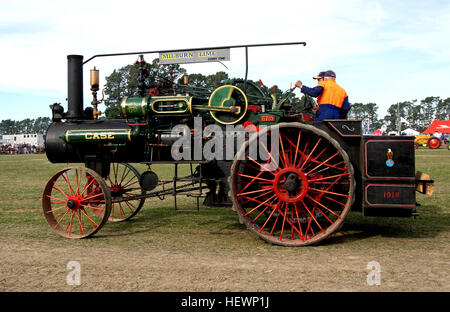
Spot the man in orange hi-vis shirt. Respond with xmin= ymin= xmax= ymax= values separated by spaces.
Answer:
xmin=295 ymin=70 xmax=350 ymax=122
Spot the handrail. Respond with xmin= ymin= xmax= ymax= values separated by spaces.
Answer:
xmin=82 ymin=42 xmax=306 ymax=65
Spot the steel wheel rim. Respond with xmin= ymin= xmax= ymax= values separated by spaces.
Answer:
xmin=42 ymin=167 xmax=111 ymax=239
xmin=230 ymin=123 xmax=355 ymax=246
xmin=106 ymin=163 xmax=146 ymax=222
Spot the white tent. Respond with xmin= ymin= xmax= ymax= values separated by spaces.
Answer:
xmin=401 ymin=128 xmax=420 ymax=136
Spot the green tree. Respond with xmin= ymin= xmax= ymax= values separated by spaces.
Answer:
xmin=435 ymin=97 xmax=450 ymax=120
xmin=348 ymin=102 xmax=381 ymax=131
xmin=420 ymin=96 xmax=440 ymax=126
xmin=103 ymin=58 xmax=186 ymax=118
xmin=0 ymin=118 xmax=51 ymax=135
xmin=0 ymin=119 xmax=16 ymax=135
xmin=33 ymin=117 xmax=52 ymax=133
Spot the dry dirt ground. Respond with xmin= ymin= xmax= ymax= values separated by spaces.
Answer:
xmin=1 ymin=225 xmax=448 ymax=292
xmin=0 ymin=154 xmax=448 ymax=293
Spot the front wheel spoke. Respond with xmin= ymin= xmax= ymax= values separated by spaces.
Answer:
xmin=75 ymin=169 xmax=81 ymax=194
xmin=47 ymin=204 xmax=69 ymax=214
xmin=54 ymin=208 xmax=70 ymax=227
xmin=65 ymin=210 xmax=76 ymax=235
xmin=80 ymin=208 xmax=99 ymax=229
xmin=75 ymin=210 xmax=85 ymax=236
xmin=47 ymin=194 xmax=67 ymax=204
xmin=52 ymin=181 xmax=70 ymax=198
xmin=63 ymin=173 xmax=76 ymax=196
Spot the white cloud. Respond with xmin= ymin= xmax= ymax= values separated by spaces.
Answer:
xmin=0 ymin=0 xmax=450 ymax=119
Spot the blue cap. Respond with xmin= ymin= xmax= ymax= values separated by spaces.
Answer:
xmin=324 ymin=70 xmax=336 ymax=78
xmin=312 ymin=72 xmax=326 ymax=79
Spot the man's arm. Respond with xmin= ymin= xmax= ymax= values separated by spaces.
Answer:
xmin=301 ymin=85 xmax=324 ymax=97
xmin=295 ymin=80 xmax=323 ymax=98
xmin=340 ymin=96 xmax=350 ymax=119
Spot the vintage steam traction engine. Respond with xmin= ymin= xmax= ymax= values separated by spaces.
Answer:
xmin=42 ymin=43 xmax=433 ymax=246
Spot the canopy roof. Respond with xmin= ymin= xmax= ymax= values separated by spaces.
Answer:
xmin=402 ymin=128 xmax=420 ymax=136
xmin=422 ymin=120 xmax=450 ymax=134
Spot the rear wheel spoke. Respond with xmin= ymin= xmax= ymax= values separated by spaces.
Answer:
xmin=231 ymin=123 xmax=354 ymax=246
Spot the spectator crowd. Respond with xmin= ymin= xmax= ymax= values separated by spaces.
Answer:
xmin=0 ymin=143 xmax=45 ymax=154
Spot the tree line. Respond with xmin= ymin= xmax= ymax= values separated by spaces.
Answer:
xmin=0 ymin=117 xmax=51 ymax=135
xmin=350 ymin=97 xmax=449 ymax=133
xmin=102 ymin=58 xmax=449 ymax=133
xmin=1 ymin=59 xmax=449 ymax=135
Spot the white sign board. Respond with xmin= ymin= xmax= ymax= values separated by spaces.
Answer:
xmin=159 ymin=49 xmax=230 ymax=64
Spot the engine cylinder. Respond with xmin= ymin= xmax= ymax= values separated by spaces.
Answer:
xmin=45 ymin=119 xmax=146 ymax=163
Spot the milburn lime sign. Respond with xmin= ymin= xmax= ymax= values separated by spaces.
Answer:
xmin=159 ymin=48 xmax=230 ymax=64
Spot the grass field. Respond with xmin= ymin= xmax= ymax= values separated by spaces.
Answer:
xmin=0 ymin=149 xmax=448 ymax=292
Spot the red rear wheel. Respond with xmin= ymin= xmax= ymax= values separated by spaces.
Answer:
xmin=42 ymin=167 xmax=111 ymax=239
xmin=230 ymin=123 xmax=355 ymax=246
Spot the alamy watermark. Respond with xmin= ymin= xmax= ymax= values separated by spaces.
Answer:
xmin=66 ymin=260 xmax=81 ymax=286
xmin=366 ymin=261 xmax=381 ymax=286
xmin=170 ymin=117 xmax=279 ymax=171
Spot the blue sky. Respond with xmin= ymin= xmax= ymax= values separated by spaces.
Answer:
xmin=1 ymin=0 xmax=449 ymax=121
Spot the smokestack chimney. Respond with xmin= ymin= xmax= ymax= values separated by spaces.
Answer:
xmin=66 ymin=55 xmax=84 ymax=119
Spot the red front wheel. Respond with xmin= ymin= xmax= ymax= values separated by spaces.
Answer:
xmin=230 ymin=123 xmax=355 ymax=246
xmin=42 ymin=167 xmax=111 ymax=239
